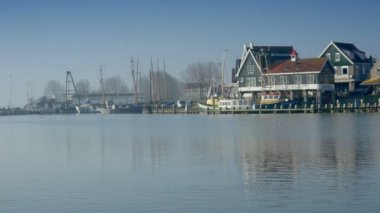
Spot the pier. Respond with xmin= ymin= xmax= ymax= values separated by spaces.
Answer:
xmin=203 ymin=103 xmax=379 ymax=114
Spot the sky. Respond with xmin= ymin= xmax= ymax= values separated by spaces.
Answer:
xmin=0 ymin=0 xmax=379 ymax=107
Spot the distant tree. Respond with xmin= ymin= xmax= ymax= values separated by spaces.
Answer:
xmin=76 ymin=79 xmax=91 ymax=97
xmin=44 ymin=80 xmax=64 ymax=101
xmin=103 ymin=76 xmax=129 ymax=94
xmin=139 ymin=71 xmax=181 ymax=102
xmin=181 ymin=62 xmax=221 ymax=85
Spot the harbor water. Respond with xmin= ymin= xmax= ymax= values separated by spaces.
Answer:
xmin=1 ymin=113 xmax=380 ymax=212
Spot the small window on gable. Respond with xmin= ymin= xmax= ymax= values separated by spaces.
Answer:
xmin=335 ymin=53 xmax=340 ymax=62
xmin=247 ymin=65 xmax=255 ymax=75
xmin=326 ymin=53 xmax=331 ymax=61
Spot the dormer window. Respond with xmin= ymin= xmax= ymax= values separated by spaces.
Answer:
xmin=335 ymin=53 xmax=340 ymax=62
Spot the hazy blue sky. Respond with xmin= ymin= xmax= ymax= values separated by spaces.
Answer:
xmin=0 ymin=0 xmax=379 ymax=106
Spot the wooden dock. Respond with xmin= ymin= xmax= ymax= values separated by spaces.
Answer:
xmin=146 ymin=103 xmax=380 ymax=115
xmin=205 ymin=103 xmax=379 ymax=114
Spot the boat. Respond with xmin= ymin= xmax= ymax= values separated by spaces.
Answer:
xmin=259 ymin=92 xmax=284 ymax=105
xmin=96 ymin=106 xmax=111 ymax=114
xmin=110 ymin=103 xmax=143 ymax=114
xmin=198 ymin=98 xmax=252 ymax=112
xmin=255 ymin=92 xmax=293 ymax=109
xmin=218 ymin=99 xmax=252 ymax=110
xmin=197 ymin=97 xmax=219 ymax=111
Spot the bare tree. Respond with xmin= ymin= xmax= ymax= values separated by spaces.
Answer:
xmin=181 ymin=62 xmax=221 ymax=85
xmin=44 ymin=80 xmax=64 ymax=101
xmin=76 ymin=79 xmax=91 ymax=97
xmin=139 ymin=72 xmax=181 ymax=102
xmin=103 ymin=76 xmax=129 ymax=94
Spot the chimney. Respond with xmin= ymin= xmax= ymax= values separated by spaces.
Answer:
xmin=291 ymin=49 xmax=298 ymax=62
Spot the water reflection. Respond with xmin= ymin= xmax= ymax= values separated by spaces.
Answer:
xmin=236 ymin=114 xmax=379 ymax=209
xmin=2 ymin=114 xmax=379 ymax=212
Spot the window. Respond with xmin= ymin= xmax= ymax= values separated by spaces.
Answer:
xmin=307 ymin=75 xmax=314 ymax=84
xmin=335 ymin=53 xmax=340 ymax=62
xmin=294 ymin=75 xmax=302 ymax=84
xmin=342 ymin=67 xmax=348 ymax=75
xmin=377 ymin=69 xmax=380 ymax=76
xmin=280 ymin=76 xmax=287 ymax=85
xmin=270 ymin=76 xmax=276 ymax=85
xmin=326 ymin=53 xmax=331 ymax=61
xmin=240 ymin=78 xmax=244 ymax=83
xmin=246 ymin=77 xmax=256 ymax=87
xmin=247 ymin=65 xmax=255 ymax=75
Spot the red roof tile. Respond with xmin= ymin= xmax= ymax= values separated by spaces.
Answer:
xmin=269 ymin=58 xmax=328 ymax=74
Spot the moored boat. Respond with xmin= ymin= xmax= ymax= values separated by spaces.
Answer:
xmin=255 ymin=92 xmax=294 ymax=109
xmin=198 ymin=98 xmax=252 ymax=112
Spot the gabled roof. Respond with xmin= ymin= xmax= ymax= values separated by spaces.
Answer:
xmin=250 ymin=46 xmax=293 ymax=55
xmin=269 ymin=58 xmax=329 ymax=74
xmin=334 ymin=42 xmax=370 ymax=63
xmin=320 ymin=41 xmax=370 ymax=64
xmin=251 ymin=46 xmax=294 ymax=70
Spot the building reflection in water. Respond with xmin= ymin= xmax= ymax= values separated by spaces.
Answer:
xmin=235 ymin=114 xmax=377 ymax=204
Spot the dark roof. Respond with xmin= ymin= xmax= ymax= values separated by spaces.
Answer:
xmin=250 ymin=46 xmax=293 ymax=55
xmin=333 ymin=42 xmax=370 ymax=63
xmin=248 ymin=46 xmax=294 ymax=71
xmin=269 ymin=58 xmax=328 ymax=74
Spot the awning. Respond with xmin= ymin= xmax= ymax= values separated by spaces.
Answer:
xmin=361 ymin=77 xmax=380 ymax=85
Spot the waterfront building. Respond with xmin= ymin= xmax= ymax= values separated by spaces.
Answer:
xmin=182 ymin=82 xmax=209 ymax=101
xmin=362 ymin=58 xmax=380 ymax=93
xmin=236 ymin=43 xmax=335 ymax=105
xmin=319 ymin=41 xmax=372 ymax=93
xmin=370 ymin=58 xmax=380 ymax=78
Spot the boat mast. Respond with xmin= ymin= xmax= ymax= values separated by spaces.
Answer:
xmin=163 ymin=60 xmax=168 ymax=101
xmin=221 ymin=49 xmax=228 ymax=98
xmin=99 ymin=65 xmax=106 ymax=106
xmin=156 ymin=58 xmax=161 ymax=103
xmin=130 ymin=57 xmax=139 ymax=104
xmin=137 ymin=59 xmax=142 ymax=103
xmin=149 ymin=57 xmax=153 ymax=105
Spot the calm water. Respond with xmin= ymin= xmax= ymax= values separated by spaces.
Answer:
xmin=0 ymin=113 xmax=380 ymax=212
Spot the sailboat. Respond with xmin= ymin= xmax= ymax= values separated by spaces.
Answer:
xmin=96 ymin=66 xmax=111 ymax=114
